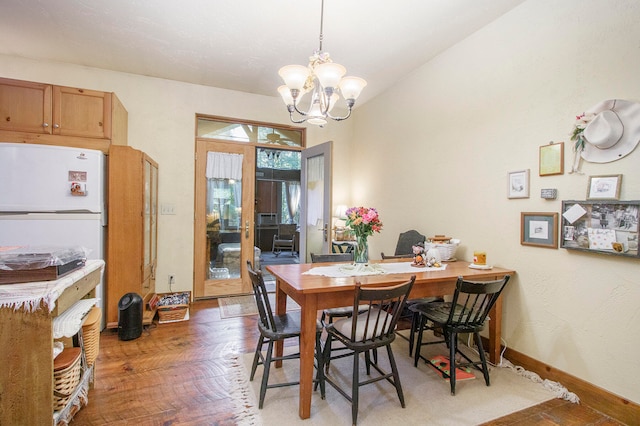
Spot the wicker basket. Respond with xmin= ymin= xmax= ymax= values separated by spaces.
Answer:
xmin=157 ymin=304 xmax=189 ymax=322
xmin=82 ymin=306 xmax=101 ymax=368
xmin=53 ymin=347 xmax=82 ymax=412
xmin=424 ymin=242 xmax=459 ymax=261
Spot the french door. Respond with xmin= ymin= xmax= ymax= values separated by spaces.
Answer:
xmin=193 ymin=123 xmax=331 ymax=299
xmin=300 ymin=141 xmax=332 ymax=263
xmin=194 ymin=140 xmax=255 ymax=297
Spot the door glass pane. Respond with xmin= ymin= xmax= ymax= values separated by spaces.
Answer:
xmin=305 ymin=155 xmax=324 ymax=262
xmin=206 ymin=177 xmax=242 ymax=279
xmin=151 ymin=165 xmax=157 ymax=263
xmin=143 ymin=160 xmax=151 ymax=267
xmin=197 ymin=117 xmax=304 ymax=147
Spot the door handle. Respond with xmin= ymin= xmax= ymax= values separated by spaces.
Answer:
xmin=245 ymin=220 xmax=250 ymax=238
xmin=323 ymin=223 xmax=329 ymax=242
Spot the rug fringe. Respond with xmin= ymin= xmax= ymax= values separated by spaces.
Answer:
xmin=228 ymin=355 xmax=261 ymax=425
xmin=500 ymin=359 xmax=580 ymax=404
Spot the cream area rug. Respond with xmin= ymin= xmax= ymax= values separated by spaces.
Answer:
xmin=228 ymin=337 xmax=562 ymax=426
xmin=218 ymin=294 xmax=300 ymax=319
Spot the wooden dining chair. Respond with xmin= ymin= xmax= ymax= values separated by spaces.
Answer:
xmin=322 ymin=276 xmax=416 ymax=425
xmin=309 ymin=252 xmax=368 ymax=326
xmin=380 ymin=252 xmax=443 ymax=356
xmin=246 ymin=261 xmax=325 ymax=408
xmin=411 ymin=275 xmax=511 ymax=395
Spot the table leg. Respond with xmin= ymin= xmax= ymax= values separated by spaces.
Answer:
xmin=488 ymin=295 xmax=503 ymax=364
xmin=298 ymin=294 xmax=317 ymax=419
xmin=274 ymin=278 xmax=286 ymax=367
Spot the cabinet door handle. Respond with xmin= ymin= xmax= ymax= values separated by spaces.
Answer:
xmin=245 ymin=220 xmax=250 ymax=238
xmin=43 ymin=122 xmax=48 ymax=127
xmin=53 ymin=124 xmax=60 ymax=129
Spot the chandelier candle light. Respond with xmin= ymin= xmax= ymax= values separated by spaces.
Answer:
xmin=344 ymin=207 xmax=383 ymax=263
xmin=277 ymin=0 xmax=367 ymax=127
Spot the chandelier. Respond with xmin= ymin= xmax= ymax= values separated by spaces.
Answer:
xmin=277 ymin=0 xmax=367 ymax=127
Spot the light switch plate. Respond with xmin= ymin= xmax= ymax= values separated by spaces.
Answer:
xmin=541 ymin=189 xmax=557 ymax=199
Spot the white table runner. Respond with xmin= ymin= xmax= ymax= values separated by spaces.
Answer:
xmin=303 ymin=261 xmax=447 ymax=278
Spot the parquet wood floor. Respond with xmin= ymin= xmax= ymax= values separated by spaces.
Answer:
xmin=71 ymin=299 xmax=624 ymax=425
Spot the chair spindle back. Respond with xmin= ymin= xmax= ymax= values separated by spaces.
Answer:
xmin=246 ymin=261 xmax=277 ymax=332
xmin=448 ymin=275 xmax=511 ymax=330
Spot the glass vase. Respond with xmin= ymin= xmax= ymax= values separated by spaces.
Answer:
xmin=354 ymin=234 xmax=369 ymax=264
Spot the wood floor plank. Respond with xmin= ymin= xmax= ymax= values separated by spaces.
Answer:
xmin=71 ymin=299 xmax=625 ymax=425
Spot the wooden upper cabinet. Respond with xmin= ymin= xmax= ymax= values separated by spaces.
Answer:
xmin=0 ymin=78 xmax=52 ymax=133
xmin=0 ymin=77 xmax=128 ymax=147
xmin=53 ymin=86 xmax=112 ymax=139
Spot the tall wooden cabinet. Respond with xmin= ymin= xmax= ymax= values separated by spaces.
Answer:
xmin=107 ymin=145 xmax=158 ymax=328
xmin=0 ymin=77 xmax=128 ymax=150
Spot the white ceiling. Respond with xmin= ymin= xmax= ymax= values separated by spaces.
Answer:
xmin=0 ymin=0 xmax=525 ymax=105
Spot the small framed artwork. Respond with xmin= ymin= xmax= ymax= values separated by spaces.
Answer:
xmin=587 ymin=175 xmax=622 ymax=200
xmin=539 ymin=142 xmax=564 ymax=176
xmin=561 ymin=200 xmax=639 ymax=258
xmin=508 ymin=169 xmax=530 ymax=199
xmin=521 ymin=212 xmax=559 ymax=248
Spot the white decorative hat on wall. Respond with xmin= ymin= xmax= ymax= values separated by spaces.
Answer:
xmin=581 ymin=99 xmax=640 ymax=163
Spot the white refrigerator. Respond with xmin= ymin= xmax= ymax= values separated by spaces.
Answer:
xmin=0 ymin=143 xmax=106 ymax=328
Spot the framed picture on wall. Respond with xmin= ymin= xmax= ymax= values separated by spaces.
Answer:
xmin=561 ymin=200 xmax=639 ymax=258
xmin=587 ymin=175 xmax=622 ymax=200
xmin=521 ymin=212 xmax=558 ymax=248
xmin=539 ymin=142 xmax=564 ymax=176
xmin=508 ymin=169 xmax=530 ymax=199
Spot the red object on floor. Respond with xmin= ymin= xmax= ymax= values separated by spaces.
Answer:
xmin=429 ymin=355 xmax=476 ymax=381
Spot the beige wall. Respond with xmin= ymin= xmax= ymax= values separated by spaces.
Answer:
xmin=0 ymin=55 xmax=353 ymax=298
xmin=351 ymin=0 xmax=640 ymax=404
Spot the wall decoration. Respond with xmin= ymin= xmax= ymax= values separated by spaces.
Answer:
xmin=561 ymin=200 xmax=639 ymax=258
xmin=539 ymin=142 xmax=564 ymax=176
xmin=521 ymin=212 xmax=558 ymax=248
xmin=587 ymin=174 xmax=622 ymax=200
xmin=541 ymin=189 xmax=558 ymax=199
xmin=508 ymin=169 xmax=530 ymax=199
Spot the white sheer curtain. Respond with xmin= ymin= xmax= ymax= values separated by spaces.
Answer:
xmin=206 ymin=152 xmax=243 ymax=230
xmin=206 ymin=152 xmax=243 ymax=180
xmin=306 ymin=156 xmax=324 ymax=227
xmin=285 ymin=181 xmax=300 ymax=223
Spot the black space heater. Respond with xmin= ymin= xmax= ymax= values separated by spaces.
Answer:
xmin=118 ymin=292 xmax=143 ymax=341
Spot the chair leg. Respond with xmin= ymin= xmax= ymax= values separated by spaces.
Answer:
xmin=413 ymin=315 xmax=426 ymax=367
xmin=449 ymin=331 xmax=457 ymax=396
xmin=314 ymin=332 xmax=326 ymax=398
xmin=408 ymin=310 xmax=418 ymax=356
xmin=259 ymin=339 xmax=274 ymax=408
xmin=364 ymin=350 xmax=371 ymax=375
xmin=386 ymin=344 xmax=406 ymax=408
xmin=323 ymin=333 xmax=333 ymax=372
xmin=250 ymin=335 xmax=264 ymax=380
xmin=474 ymin=332 xmax=491 ymax=386
xmin=352 ymin=350 xmax=360 ymax=426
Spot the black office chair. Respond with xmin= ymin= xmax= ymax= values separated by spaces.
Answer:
xmin=323 ymin=276 xmax=416 ymax=425
xmin=394 ymin=229 xmax=426 ymax=256
xmin=246 ymin=261 xmax=325 ymax=408
xmin=411 ymin=275 xmax=511 ymax=395
xmin=380 ymin=252 xmax=413 ymax=260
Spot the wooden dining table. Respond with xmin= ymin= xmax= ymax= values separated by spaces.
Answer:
xmin=266 ymin=260 xmax=515 ymax=420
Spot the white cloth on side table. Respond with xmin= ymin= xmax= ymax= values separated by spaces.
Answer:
xmin=0 ymin=259 xmax=104 ymax=312
xmin=53 ymin=298 xmax=98 ymax=339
